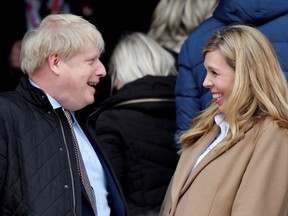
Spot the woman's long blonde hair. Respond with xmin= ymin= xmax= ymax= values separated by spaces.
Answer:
xmin=180 ymin=24 xmax=288 ymax=152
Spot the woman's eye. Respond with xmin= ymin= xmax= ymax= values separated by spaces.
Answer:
xmin=211 ymin=70 xmax=217 ymax=76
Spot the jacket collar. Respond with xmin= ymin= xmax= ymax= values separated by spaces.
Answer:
xmin=15 ymin=75 xmax=53 ymax=111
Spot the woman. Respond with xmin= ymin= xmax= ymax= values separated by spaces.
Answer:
xmin=90 ymin=32 xmax=179 ymax=216
xmin=174 ymin=0 xmax=288 ymax=145
xmin=160 ymin=24 xmax=288 ymax=216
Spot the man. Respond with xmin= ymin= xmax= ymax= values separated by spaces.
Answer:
xmin=0 ymin=13 xmax=128 ymax=216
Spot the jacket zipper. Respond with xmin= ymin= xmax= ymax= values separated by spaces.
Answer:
xmin=54 ymin=110 xmax=77 ymax=216
xmin=113 ymin=98 xmax=174 ymax=108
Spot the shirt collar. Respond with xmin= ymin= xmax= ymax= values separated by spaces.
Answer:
xmin=214 ymin=113 xmax=229 ymax=136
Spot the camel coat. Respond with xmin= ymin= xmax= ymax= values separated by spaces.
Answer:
xmin=160 ymin=118 xmax=288 ymax=216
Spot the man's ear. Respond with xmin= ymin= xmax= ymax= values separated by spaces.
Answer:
xmin=48 ymin=54 xmax=61 ymax=75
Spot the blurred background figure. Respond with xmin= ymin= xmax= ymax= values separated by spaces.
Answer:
xmin=89 ymin=32 xmax=179 ymax=216
xmin=174 ymin=0 xmax=288 ymax=144
xmin=148 ymin=0 xmax=220 ymax=64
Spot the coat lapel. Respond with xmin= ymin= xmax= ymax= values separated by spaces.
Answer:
xmin=170 ymin=126 xmax=220 ymax=207
xmin=168 ymin=122 xmax=255 ymax=215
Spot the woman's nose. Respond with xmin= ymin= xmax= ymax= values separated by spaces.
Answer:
xmin=203 ymin=75 xmax=213 ymax=88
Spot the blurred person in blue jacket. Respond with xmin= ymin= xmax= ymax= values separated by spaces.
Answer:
xmin=175 ymin=0 xmax=288 ymax=144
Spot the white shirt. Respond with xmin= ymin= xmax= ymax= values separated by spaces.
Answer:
xmin=193 ymin=113 xmax=229 ymax=170
xmin=30 ymin=80 xmax=110 ymax=216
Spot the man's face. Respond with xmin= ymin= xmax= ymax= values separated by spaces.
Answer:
xmin=56 ymin=46 xmax=106 ymax=111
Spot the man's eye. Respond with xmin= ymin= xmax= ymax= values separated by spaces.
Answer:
xmin=88 ymin=59 xmax=95 ymax=65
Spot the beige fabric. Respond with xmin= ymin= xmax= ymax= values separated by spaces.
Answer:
xmin=160 ymin=118 xmax=288 ymax=216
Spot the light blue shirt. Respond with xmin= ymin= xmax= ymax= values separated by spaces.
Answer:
xmin=30 ymin=80 xmax=110 ymax=216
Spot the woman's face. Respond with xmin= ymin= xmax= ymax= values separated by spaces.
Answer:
xmin=203 ymin=49 xmax=235 ymax=113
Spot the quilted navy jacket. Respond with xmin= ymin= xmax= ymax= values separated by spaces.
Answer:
xmin=175 ymin=0 xmax=288 ymax=142
xmin=0 ymin=75 xmax=128 ymax=216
